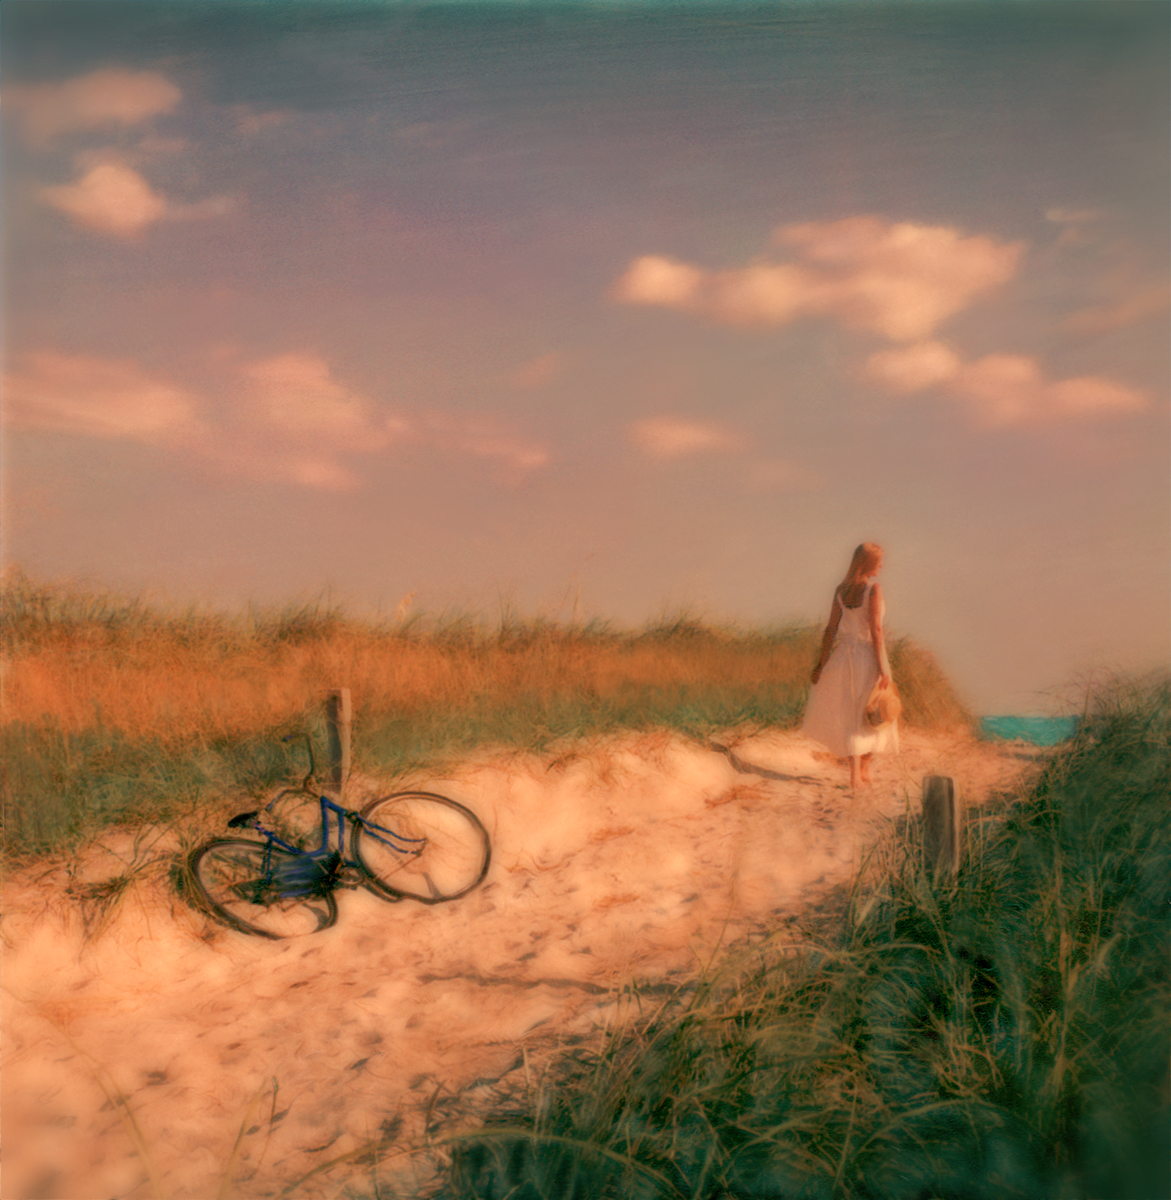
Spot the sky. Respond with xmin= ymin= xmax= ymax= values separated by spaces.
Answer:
xmin=2 ymin=0 xmax=1168 ymax=715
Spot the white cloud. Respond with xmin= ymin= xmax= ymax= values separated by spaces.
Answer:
xmin=1 ymin=351 xmax=200 ymax=441
xmin=1062 ymin=285 xmax=1171 ymax=335
xmin=40 ymin=161 xmax=236 ymax=238
xmin=626 ymin=417 xmax=819 ymax=490
xmin=231 ymin=106 xmax=294 ymax=136
xmin=241 ymin=353 xmax=400 ymax=451
xmin=1045 ymin=207 xmax=1102 ymax=226
xmin=1044 ymin=207 xmax=1106 ymax=247
xmin=40 ymin=163 xmax=235 ymax=240
xmin=509 ymin=351 xmax=564 ymax=389
xmin=614 ymin=217 xmax=1023 ymax=342
xmin=618 ymin=216 xmax=1148 ymax=435
xmin=4 ymin=69 xmax=181 ymax=143
xmin=238 ymin=354 xmax=551 ymax=486
xmin=613 ymin=256 xmax=705 ymax=307
xmin=41 ymin=163 xmax=168 ymax=237
xmin=954 ymin=355 xmax=1147 ymax=427
xmin=2 ymin=348 xmax=550 ymax=490
xmin=864 ymin=341 xmax=1147 ymax=427
xmin=218 ymin=353 xmax=409 ymax=490
xmin=629 ymin=416 xmax=745 ymax=459
xmin=864 ymin=341 xmax=963 ymax=394
xmin=421 ymin=415 xmax=551 ymax=485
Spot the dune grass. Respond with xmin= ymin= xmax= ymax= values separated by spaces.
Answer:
xmin=441 ymin=677 xmax=1170 ymax=1200
xmin=1 ymin=573 xmax=970 ymax=858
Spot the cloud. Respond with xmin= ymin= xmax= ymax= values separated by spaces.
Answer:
xmin=1062 ymin=285 xmax=1171 ymax=335
xmin=954 ymin=355 xmax=1147 ymax=427
xmin=509 ymin=351 xmax=564 ymax=389
xmin=1045 ymin=207 xmax=1102 ymax=226
xmin=214 ymin=352 xmax=408 ymax=489
xmin=617 ymin=215 xmax=1149 ymax=435
xmin=231 ymin=106 xmax=294 ymax=136
xmin=629 ymin=416 xmax=745 ymax=459
xmin=419 ymin=415 xmax=551 ymax=487
xmin=241 ymin=354 xmax=403 ymax=450
xmin=626 ymin=417 xmax=819 ymax=490
xmin=1044 ymin=207 xmax=1106 ymax=247
xmin=2 ymin=351 xmax=200 ymax=442
xmin=4 ymin=69 xmax=181 ymax=143
xmin=40 ymin=163 xmax=168 ymax=236
xmin=11 ymin=67 xmax=232 ymax=239
xmin=614 ymin=257 xmax=705 ymax=308
xmin=236 ymin=354 xmax=551 ymax=486
xmin=614 ymin=217 xmax=1023 ymax=342
xmin=40 ymin=161 xmax=236 ymax=238
xmin=864 ymin=341 xmax=1147 ymax=427
xmin=864 ymin=341 xmax=964 ymax=394
xmin=2 ymin=349 xmax=550 ymax=491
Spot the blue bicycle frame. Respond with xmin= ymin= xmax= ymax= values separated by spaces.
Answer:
xmin=232 ymin=794 xmax=426 ymax=900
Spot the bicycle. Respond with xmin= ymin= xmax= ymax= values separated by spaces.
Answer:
xmin=186 ymin=739 xmax=491 ymax=939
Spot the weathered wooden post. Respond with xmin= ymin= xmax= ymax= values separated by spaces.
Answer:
xmin=325 ymin=688 xmax=351 ymax=800
xmin=922 ymin=775 xmax=962 ymax=878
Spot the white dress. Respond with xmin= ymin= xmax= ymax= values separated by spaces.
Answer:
xmin=801 ymin=579 xmax=899 ymax=758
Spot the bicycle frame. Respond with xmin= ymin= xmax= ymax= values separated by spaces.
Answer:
xmin=234 ymin=794 xmax=426 ymax=900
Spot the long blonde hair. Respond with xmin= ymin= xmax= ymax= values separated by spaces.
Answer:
xmin=837 ymin=542 xmax=883 ymax=609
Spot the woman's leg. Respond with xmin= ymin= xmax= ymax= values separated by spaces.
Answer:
xmin=849 ymin=755 xmax=860 ymax=789
xmin=860 ymin=753 xmax=873 ymax=784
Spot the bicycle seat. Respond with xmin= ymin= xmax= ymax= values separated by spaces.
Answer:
xmin=228 ymin=810 xmax=260 ymax=828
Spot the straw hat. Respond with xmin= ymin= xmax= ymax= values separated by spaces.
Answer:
xmin=865 ymin=679 xmax=902 ymax=728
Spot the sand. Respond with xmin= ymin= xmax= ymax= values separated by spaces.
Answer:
xmin=1 ymin=728 xmax=1046 ymax=1200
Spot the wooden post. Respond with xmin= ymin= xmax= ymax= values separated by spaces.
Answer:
xmin=325 ymin=688 xmax=351 ymax=800
xmin=922 ymin=775 xmax=962 ymax=878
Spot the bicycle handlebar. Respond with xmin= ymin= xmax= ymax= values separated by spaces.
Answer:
xmin=225 ymin=736 xmax=324 ymax=830
xmin=264 ymin=786 xmax=315 ymax=813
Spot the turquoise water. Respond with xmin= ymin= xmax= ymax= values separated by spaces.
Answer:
xmin=980 ymin=715 xmax=1078 ymax=746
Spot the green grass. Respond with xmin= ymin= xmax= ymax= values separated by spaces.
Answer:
xmin=441 ymin=677 xmax=1170 ymax=1200
xmin=0 ymin=719 xmax=313 ymax=856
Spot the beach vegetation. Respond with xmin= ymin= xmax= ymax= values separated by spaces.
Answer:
xmin=441 ymin=677 xmax=1170 ymax=1200
xmin=1 ymin=572 xmax=970 ymax=857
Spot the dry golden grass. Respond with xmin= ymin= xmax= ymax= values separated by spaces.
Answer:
xmin=1 ymin=572 xmax=970 ymax=750
xmin=2 ymin=623 xmax=821 ymax=746
xmin=2 ymin=576 xmax=973 ymax=858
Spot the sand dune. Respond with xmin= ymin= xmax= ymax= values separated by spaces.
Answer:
xmin=2 ymin=729 xmax=1044 ymax=1200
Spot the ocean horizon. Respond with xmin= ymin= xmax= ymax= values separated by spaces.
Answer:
xmin=979 ymin=715 xmax=1079 ymax=747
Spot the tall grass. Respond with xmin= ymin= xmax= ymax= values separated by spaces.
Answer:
xmin=1 ymin=573 xmax=971 ymax=856
xmin=444 ymin=677 xmax=1170 ymax=1200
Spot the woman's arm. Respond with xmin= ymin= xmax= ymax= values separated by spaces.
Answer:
xmin=811 ymin=595 xmax=842 ymax=684
xmin=868 ymin=582 xmax=892 ymax=687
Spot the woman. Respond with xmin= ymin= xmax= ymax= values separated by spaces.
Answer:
xmin=801 ymin=542 xmax=898 ymax=788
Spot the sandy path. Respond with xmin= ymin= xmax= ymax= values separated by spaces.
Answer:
xmin=2 ymin=729 xmax=1044 ymax=1200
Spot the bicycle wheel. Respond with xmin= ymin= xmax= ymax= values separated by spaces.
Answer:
xmin=354 ymin=792 xmax=491 ymax=903
xmin=187 ymin=839 xmax=338 ymax=939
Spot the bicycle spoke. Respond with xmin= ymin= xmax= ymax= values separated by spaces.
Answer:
xmin=188 ymin=840 xmax=338 ymax=939
xmin=354 ymin=793 xmax=490 ymax=903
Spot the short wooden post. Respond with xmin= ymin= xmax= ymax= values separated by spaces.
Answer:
xmin=325 ymin=688 xmax=351 ymax=800
xmin=922 ymin=775 xmax=962 ymax=878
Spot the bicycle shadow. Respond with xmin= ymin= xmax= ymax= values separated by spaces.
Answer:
xmin=707 ymin=741 xmax=821 ymax=785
